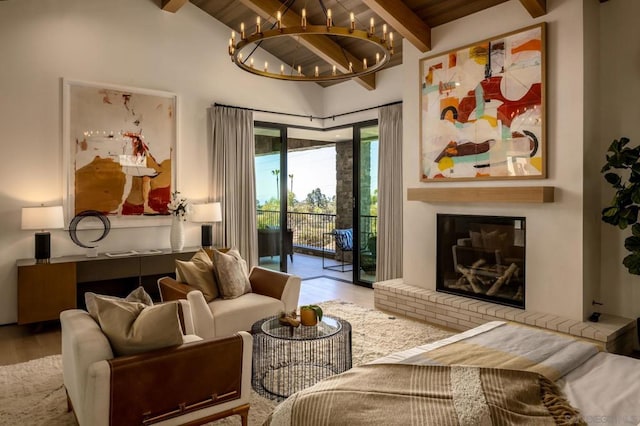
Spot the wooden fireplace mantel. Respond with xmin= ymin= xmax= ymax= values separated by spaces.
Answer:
xmin=407 ymin=186 xmax=555 ymax=204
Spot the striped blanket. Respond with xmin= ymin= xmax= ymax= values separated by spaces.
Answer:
xmin=265 ymin=364 xmax=586 ymax=425
xmin=373 ymin=321 xmax=600 ymax=381
xmin=266 ymin=321 xmax=597 ymax=425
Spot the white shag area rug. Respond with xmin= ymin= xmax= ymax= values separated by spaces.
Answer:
xmin=0 ymin=300 xmax=454 ymax=426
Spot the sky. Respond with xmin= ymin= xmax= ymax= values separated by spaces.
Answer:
xmin=255 ymin=143 xmax=378 ymax=205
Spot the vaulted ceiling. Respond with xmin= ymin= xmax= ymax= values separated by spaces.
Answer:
xmin=160 ymin=0 xmax=547 ymax=90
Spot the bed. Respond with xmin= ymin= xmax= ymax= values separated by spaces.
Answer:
xmin=266 ymin=321 xmax=640 ymax=425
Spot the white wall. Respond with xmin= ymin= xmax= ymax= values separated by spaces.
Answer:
xmin=0 ymin=0 xmax=326 ymax=324
xmin=582 ymin=0 xmax=601 ymax=324
xmin=321 ymin=65 xmax=404 ymax=127
xmin=402 ymin=0 xmax=589 ymax=321
xmin=599 ymin=0 xmax=640 ymax=321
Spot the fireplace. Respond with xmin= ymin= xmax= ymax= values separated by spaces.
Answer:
xmin=436 ymin=214 xmax=526 ymax=309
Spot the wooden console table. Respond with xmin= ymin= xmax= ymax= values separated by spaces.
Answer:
xmin=17 ymin=248 xmax=199 ymax=325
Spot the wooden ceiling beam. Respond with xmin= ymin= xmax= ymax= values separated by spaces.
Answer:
xmin=237 ymin=0 xmax=376 ymax=90
xmin=519 ymin=0 xmax=546 ymax=18
xmin=361 ymin=0 xmax=431 ymax=53
xmin=161 ymin=0 xmax=188 ymax=13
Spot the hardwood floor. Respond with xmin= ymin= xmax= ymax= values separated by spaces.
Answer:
xmin=0 ymin=276 xmax=373 ymax=366
xmin=299 ymin=277 xmax=374 ymax=309
xmin=0 ymin=321 xmax=62 ymax=366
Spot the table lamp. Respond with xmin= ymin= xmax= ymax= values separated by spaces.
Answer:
xmin=191 ymin=202 xmax=222 ymax=248
xmin=21 ymin=205 xmax=65 ymax=263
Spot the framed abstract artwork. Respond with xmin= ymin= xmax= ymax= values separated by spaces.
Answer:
xmin=62 ymin=79 xmax=177 ymax=227
xmin=419 ymin=23 xmax=545 ymax=181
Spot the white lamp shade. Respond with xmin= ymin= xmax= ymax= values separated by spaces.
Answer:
xmin=191 ymin=202 xmax=222 ymax=223
xmin=21 ymin=206 xmax=65 ymax=230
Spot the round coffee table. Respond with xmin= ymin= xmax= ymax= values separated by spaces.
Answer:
xmin=251 ymin=315 xmax=352 ymax=401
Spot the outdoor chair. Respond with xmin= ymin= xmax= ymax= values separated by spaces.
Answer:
xmin=322 ymin=228 xmax=353 ymax=272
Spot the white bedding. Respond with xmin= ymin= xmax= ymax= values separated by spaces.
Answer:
xmin=373 ymin=321 xmax=640 ymax=425
xmin=558 ymin=352 xmax=640 ymax=424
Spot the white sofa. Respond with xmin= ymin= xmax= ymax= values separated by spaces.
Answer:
xmin=60 ymin=304 xmax=253 ymax=426
xmin=158 ymin=266 xmax=301 ymax=339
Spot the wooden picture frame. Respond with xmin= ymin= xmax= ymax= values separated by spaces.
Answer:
xmin=419 ymin=23 xmax=546 ymax=182
xmin=62 ymin=79 xmax=177 ymax=228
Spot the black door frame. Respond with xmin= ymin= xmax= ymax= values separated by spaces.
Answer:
xmin=352 ymin=119 xmax=378 ymax=288
xmin=254 ymin=119 xmax=379 ymax=286
xmin=255 ymin=121 xmax=288 ymax=273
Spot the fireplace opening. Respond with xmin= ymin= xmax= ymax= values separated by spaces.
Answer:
xmin=436 ymin=214 xmax=526 ymax=309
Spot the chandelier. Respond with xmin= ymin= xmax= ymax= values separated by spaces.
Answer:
xmin=227 ymin=1 xmax=394 ymax=82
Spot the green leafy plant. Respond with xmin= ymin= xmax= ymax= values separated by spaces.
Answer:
xmin=601 ymin=137 xmax=640 ymax=274
xmin=300 ymin=304 xmax=323 ymax=321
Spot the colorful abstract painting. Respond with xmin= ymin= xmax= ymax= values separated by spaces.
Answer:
xmin=420 ymin=24 xmax=545 ymax=181
xmin=63 ymin=80 xmax=176 ymax=227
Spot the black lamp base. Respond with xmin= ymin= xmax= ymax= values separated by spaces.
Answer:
xmin=201 ymin=224 xmax=213 ymax=248
xmin=35 ymin=231 xmax=51 ymax=263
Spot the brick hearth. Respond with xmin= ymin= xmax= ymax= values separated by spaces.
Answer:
xmin=374 ymin=279 xmax=636 ymax=354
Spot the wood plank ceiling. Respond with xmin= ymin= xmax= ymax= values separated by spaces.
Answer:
xmin=162 ymin=0 xmax=547 ymax=90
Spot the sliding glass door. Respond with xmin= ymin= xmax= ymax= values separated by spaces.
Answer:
xmin=253 ymin=120 xmax=378 ymax=286
xmin=254 ymin=124 xmax=288 ymax=272
xmin=354 ymin=122 xmax=379 ymax=285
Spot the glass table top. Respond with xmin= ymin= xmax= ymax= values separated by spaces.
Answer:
xmin=260 ymin=315 xmax=342 ymax=340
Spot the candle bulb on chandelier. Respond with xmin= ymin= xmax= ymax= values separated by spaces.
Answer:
xmin=226 ymin=4 xmax=394 ymax=83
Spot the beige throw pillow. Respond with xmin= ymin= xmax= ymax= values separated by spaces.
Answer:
xmin=85 ymin=286 xmax=153 ymax=322
xmin=213 ymin=248 xmax=252 ymax=299
xmin=175 ymin=249 xmax=219 ymax=301
xmin=93 ymin=296 xmax=183 ymax=356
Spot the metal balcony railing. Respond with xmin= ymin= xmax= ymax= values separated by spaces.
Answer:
xmin=256 ymin=210 xmax=377 ymax=253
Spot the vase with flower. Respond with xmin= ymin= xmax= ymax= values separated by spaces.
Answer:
xmin=167 ymin=191 xmax=191 ymax=251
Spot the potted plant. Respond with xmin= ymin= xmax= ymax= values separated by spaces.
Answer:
xmin=300 ymin=305 xmax=323 ymax=326
xmin=601 ymin=137 xmax=640 ymax=273
xmin=601 ymin=136 xmax=640 ymax=342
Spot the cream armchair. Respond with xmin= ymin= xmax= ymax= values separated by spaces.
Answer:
xmin=60 ymin=307 xmax=253 ymax=426
xmin=159 ymin=266 xmax=301 ymax=339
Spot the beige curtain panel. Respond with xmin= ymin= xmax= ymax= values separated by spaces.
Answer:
xmin=211 ymin=106 xmax=258 ymax=268
xmin=377 ymin=103 xmax=403 ymax=280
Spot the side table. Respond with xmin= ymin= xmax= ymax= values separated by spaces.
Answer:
xmin=251 ymin=315 xmax=352 ymax=401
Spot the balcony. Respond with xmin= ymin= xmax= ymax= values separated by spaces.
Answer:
xmin=257 ymin=210 xmax=377 ymax=282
